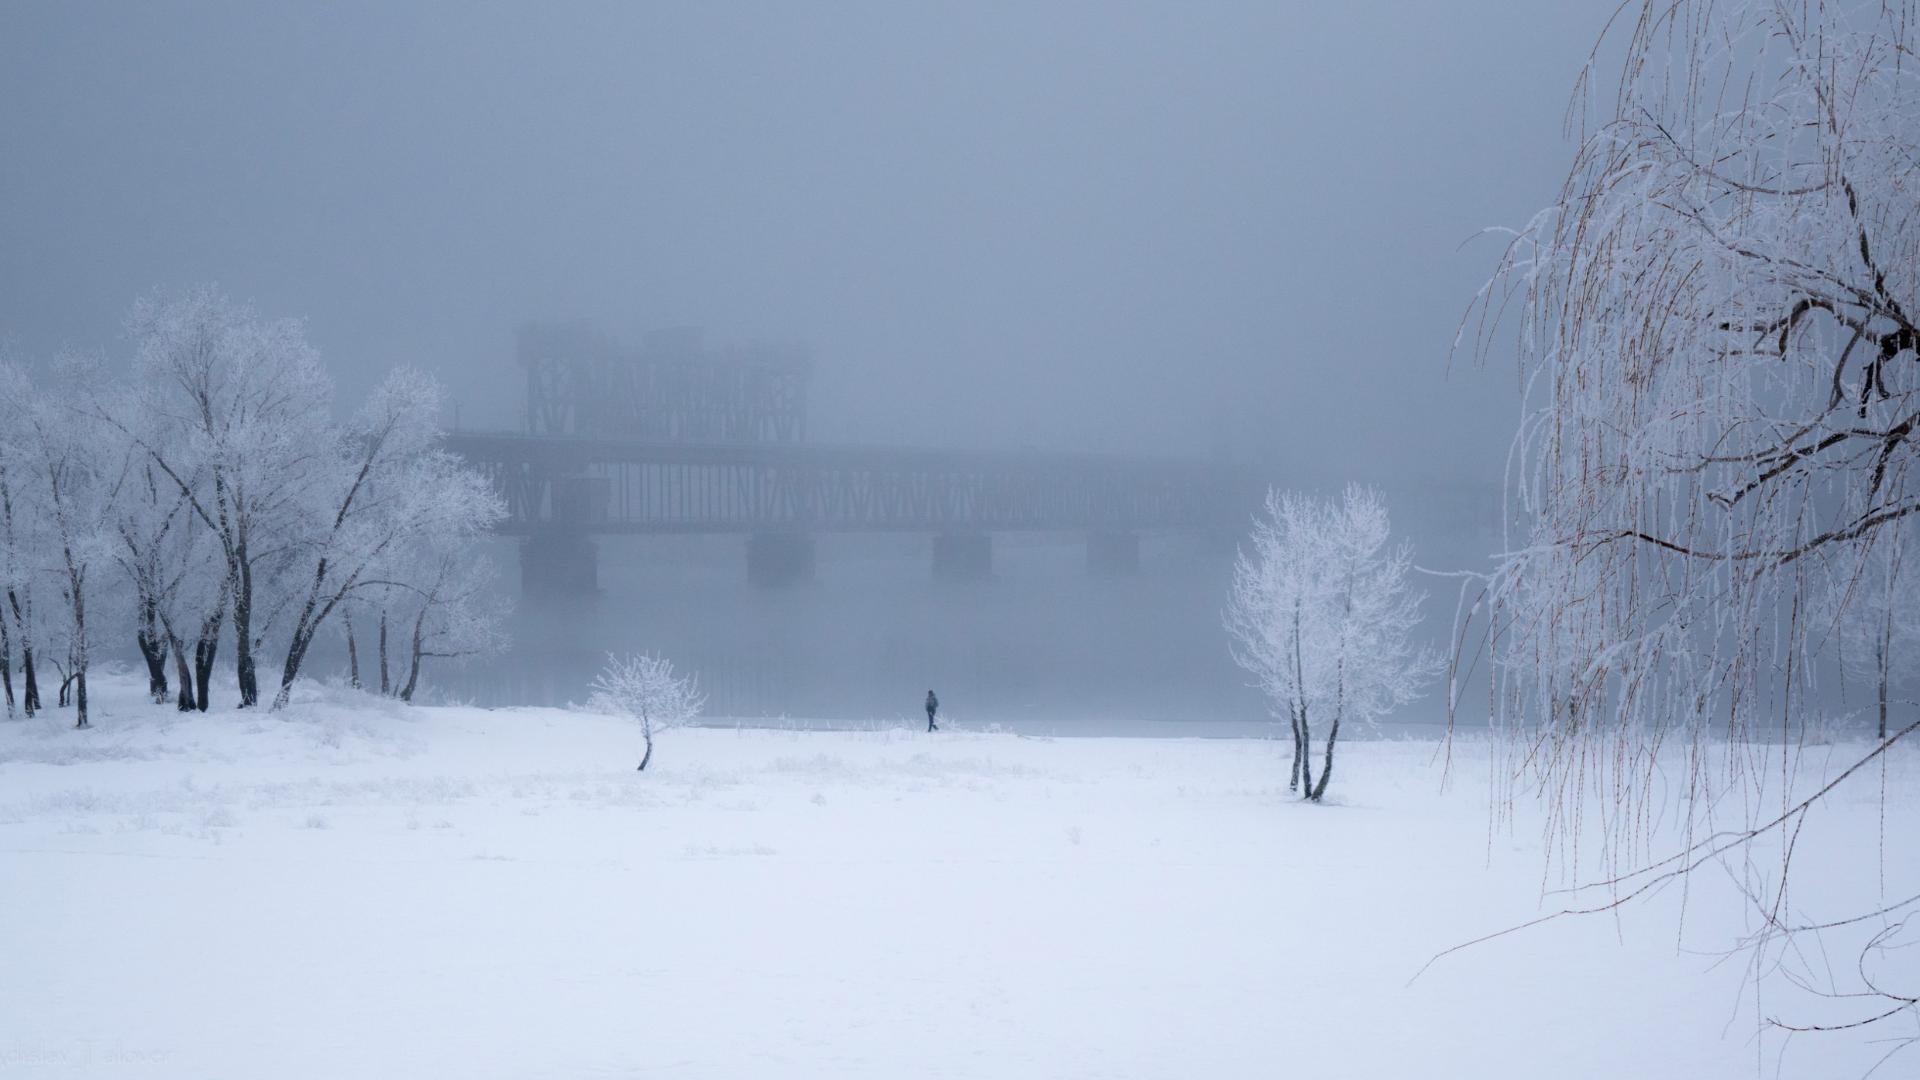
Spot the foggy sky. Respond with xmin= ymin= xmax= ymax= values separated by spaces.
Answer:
xmin=1 ymin=2 xmax=1610 ymax=485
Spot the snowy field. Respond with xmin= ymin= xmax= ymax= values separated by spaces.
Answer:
xmin=2 ymin=675 xmax=1914 ymax=1079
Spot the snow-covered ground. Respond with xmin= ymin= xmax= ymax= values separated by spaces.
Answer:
xmin=2 ymin=675 xmax=1914 ymax=1079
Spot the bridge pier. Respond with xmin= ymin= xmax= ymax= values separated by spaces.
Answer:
xmin=521 ymin=530 xmax=599 ymax=594
xmin=1086 ymin=531 xmax=1140 ymax=576
xmin=931 ymin=531 xmax=993 ymax=581
xmin=747 ymin=532 xmax=816 ymax=589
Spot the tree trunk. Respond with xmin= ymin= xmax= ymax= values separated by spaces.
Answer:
xmin=69 ymin=573 xmax=86 ymax=728
xmin=0 ymin=611 xmax=12 ymax=717
xmin=9 ymin=590 xmax=37 ymax=716
xmin=399 ymin=609 xmax=426 ymax=703
xmin=638 ymin=729 xmax=654 ymax=772
xmin=273 ymin=651 xmax=304 ymax=709
xmin=192 ymin=593 xmax=226 ymax=712
xmin=378 ymin=614 xmax=390 ymax=696
xmin=1877 ymin=638 xmax=1890 ymax=743
xmin=169 ymin=632 xmax=195 ymax=712
xmin=138 ymin=611 xmax=170 ymax=704
xmin=193 ymin=631 xmax=219 ymax=712
xmin=1314 ymin=574 xmax=1352 ymax=804
xmin=139 ymin=635 xmax=169 ymax=703
xmin=1310 ymin=714 xmax=1341 ymax=802
xmin=274 ymin=572 xmax=334 ymax=707
xmin=274 ymin=583 xmax=339 ymax=708
xmin=233 ymin=561 xmax=257 ymax=708
xmin=1290 ymin=604 xmax=1312 ymax=796
xmin=1288 ymin=706 xmax=1303 ymax=791
xmin=275 ymin=587 xmax=330 ymax=708
xmin=1297 ymin=705 xmax=1314 ymax=796
xmin=345 ymin=612 xmax=360 ymax=690
xmin=274 ymin=556 xmax=337 ymax=711
xmin=19 ymin=644 xmax=38 ymax=716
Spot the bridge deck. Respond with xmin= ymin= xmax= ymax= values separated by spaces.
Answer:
xmin=446 ymin=431 xmax=1254 ymax=536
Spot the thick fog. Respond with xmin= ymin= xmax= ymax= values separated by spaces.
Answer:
xmin=0 ymin=2 xmax=1614 ymax=725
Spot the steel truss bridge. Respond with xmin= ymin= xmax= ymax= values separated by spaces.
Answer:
xmin=445 ymin=431 xmax=1256 ymax=590
xmin=458 ymin=325 xmax=1258 ymax=591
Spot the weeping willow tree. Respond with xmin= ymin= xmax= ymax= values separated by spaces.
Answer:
xmin=1454 ymin=0 xmax=1920 ymax=1046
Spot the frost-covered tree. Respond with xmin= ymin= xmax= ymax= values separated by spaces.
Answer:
xmin=1460 ymin=0 xmax=1920 ymax=1042
xmin=271 ymin=368 xmax=503 ymax=708
xmin=108 ymin=454 xmax=228 ymax=713
xmin=109 ymin=454 xmax=188 ymax=705
xmin=0 ymin=372 xmax=38 ymax=719
xmin=1226 ymin=486 xmax=1436 ymax=801
xmin=1823 ymin=522 xmax=1920 ymax=742
xmin=388 ymin=552 xmax=507 ymax=704
xmin=1226 ymin=490 xmax=1321 ymax=792
xmin=128 ymin=288 xmax=332 ymax=708
xmin=589 ymin=653 xmax=704 ymax=772
xmin=155 ymin=531 xmax=230 ymax=714
xmin=331 ymin=551 xmax=503 ymax=703
xmin=0 ymin=288 xmax=506 ymax=722
xmin=101 ymin=374 xmax=228 ymax=712
xmin=0 ymin=358 xmax=117 ymax=728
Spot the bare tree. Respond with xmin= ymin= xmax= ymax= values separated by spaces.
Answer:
xmin=1456 ymin=0 xmax=1920 ymax=1045
xmin=589 ymin=653 xmax=704 ymax=772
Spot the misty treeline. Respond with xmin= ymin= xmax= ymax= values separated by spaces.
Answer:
xmin=1453 ymin=0 xmax=1920 ymax=1041
xmin=0 ymin=287 xmax=506 ymax=727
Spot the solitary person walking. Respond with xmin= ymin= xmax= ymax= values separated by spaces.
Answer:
xmin=925 ymin=690 xmax=939 ymax=732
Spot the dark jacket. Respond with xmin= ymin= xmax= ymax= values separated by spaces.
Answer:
xmin=925 ymin=692 xmax=939 ymax=714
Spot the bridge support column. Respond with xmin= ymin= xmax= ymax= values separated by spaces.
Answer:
xmin=748 ymin=532 xmax=815 ymax=589
xmin=1087 ymin=531 xmax=1140 ymax=576
xmin=931 ymin=532 xmax=993 ymax=581
xmin=521 ymin=531 xmax=599 ymax=594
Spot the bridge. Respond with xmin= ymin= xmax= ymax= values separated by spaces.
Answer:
xmin=450 ymin=325 xmax=1257 ymax=591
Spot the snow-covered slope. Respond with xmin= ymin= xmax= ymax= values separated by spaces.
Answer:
xmin=0 ymin=676 xmax=1910 ymax=1078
